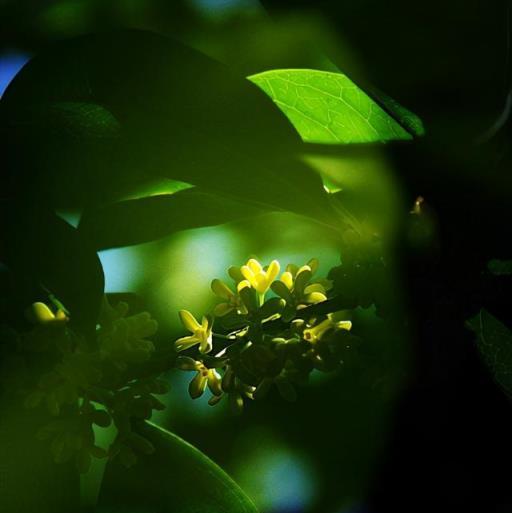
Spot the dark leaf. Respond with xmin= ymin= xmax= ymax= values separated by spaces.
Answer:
xmin=78 ymin=188 xmax=264 ymax=250
xmin=487 ymin=259 xmax=512 ymax=276
xmin=467 ymin=309 xmax=512 ymax=396
xmin=97 ymin=421 xmax=258 ymax=513
xmin=1 ymin=29 xmax=334 ymax=225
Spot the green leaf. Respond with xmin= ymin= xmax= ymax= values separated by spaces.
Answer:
xmin=0 ymin=100 xmax=140 ymax=209
xmin=467 ymin=309 xmax=512 ymax=395
xmin=97 ymin=421 xmax=258 ymax=513
xmin=248 ymin=69 xmax=423 ymax=144
xmin=368 ymin=87 xmax=425 ymax=137
xmin=36 ymin=101 xmax=121 ymax=138
xmin=78 ymin=188 xmax=265 ymax=250
xmin=487 ymin=259 xmax=512 ymax=276
xmin=1 ymin=30 xmax=333 ymax=225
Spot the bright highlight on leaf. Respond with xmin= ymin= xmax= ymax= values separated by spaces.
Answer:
xmin=248 ymin=69 xmax=423 ymax=144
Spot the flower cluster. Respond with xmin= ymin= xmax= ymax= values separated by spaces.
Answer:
xmin=11 ymin=256 xmax=361 ymax=473
xmin=174 ymin=258 xmax=359 ymax=413
xmin=20 ymin=297 xmax=166 ymax=473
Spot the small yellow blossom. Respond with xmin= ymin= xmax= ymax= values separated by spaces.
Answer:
xmin=303 ymin=316 xmax=352 ymax=343
xmin=276 ymin=259 xmax=329 ymax=307
xmin=26 ymin=302 xmax=68 ymax=325
xmin=175 ymin=310 xmax=213 ymax=353
xmin=240 ymin=258 xmax=280 ymax=294
xmin=211 ymin=279 xmax=247 ymax=316
xmin=176 ymin=356 xmax=222 ymax=399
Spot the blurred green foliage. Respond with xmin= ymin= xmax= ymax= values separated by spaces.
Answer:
xmin=0 ymin=2 xmax=425 ymax=512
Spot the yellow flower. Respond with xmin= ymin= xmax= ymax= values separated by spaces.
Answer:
xmin=210 ymin=279 xmax=247 ymax=316
xmin=277 ymin=259 xmax=329 ymax=306
xmin=26 ymin=302 xmax=68 ymax=325
xmin=303 ymin=316 xmax=352 ymax=343
xmin=240 ymin=258 xmax=280 ymax=294
xmin=176 ymin=356 xmax=223 ymax=399
xmin=301 ymin=284 xmax=328 ymax=305
xmin=175 ymin=310 xmax=213 ymax=353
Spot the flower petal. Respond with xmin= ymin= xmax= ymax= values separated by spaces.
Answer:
xmin=199 ymin=331 xmax=213 ymax=354
xmin=253 ymin=273 xmax=268 ymax=293
xmin=237 ymin=279 xmax=251 ymax=292
xmin=304 ymin=283 xmax=326 ymax=295
xmin=189 ymin=372 xmax=207 ymax=399
xmin=213 ymin=302 xmax=234 ymax=317
xmin=207 ymin=369 xmax=223 ymax=396
xmin=30 ymin=302 xmax=56 ymax=323
xmin=335 ymin=320 xmax=352 ymax=331
xmin=294 ymin=267 xmax=312 ymax=296
xmin=241 ymin=266 xmax=256 ymax=287
xmin=304 ymin=291 xmax=327 ymax=304
xmin=271 ymin=280 xmax=293 ymax=301
xmin=307 ymin=258 xmax=319 ymax=275
xmin=179 ymin=310 xmax=201 ymax=332
xmin=286 ymin=263 xmax=298 ymax=276
xmin=228 ymin=265 xmax=245 ymax=283
xmin=175 ymin=335 xmax=200 ymax=351
xmin=55 ymin=310 xmax=69 ymax=322
xmin=211 ymin=279 xmax=233 ymax=300
xmin=247 ymin=258 xmax=262 ymax=273
xmin=280 ymin=271 xmax=294 ymax=290
xmin=266 ymin=260 xmax=281 ymax=283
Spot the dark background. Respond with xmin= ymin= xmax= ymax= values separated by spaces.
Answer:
xmin=2 ymin=1 xmax=512 ymax=512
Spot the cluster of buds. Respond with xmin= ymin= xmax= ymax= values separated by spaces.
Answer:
xmin=97 ymin=299 xmax=158 ymax=369
xmin=174 ymin=258 xmax=358 ymax=413
xmin=21 ymin=297 xmax=165 ymax=472
xmin=35 ymin=399 xmax=110 ymax=473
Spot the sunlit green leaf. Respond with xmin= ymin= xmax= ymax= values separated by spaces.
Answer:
xmin=248 ymin=69 xmax=423 ymax=144
xmin=467 ymin=309 xmax=512 ymax=395
xmin=78 ymin=188 xmax=265 ymax=250
xmin=97 ymin=421 xmax=259 ymax=513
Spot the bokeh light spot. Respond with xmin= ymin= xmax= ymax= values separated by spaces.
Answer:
xmin=234 ymin=429 xmax=318 ymax=513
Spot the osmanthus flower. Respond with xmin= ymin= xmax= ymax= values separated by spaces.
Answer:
xmin=210 ymin=278 xmax=247 ymax=317
xmin=240 ymin=258 xmax=280 ymax=295
xmin=26 ymin=302 xmax=68 ymax=325
xmin=175 ymin=310 xmax=213 ymax=353
xmin=172 ymin=255 xmax=362 ymax=414
xmin=302 ymin=314 xmax=352 ymax=344
xmin=207 ymin=365 xmax=256 ymax=414
xmin=176 ymin=356 xmax=222 ymax=399
xmin=271 ymin=259 xmax=330 ymax=320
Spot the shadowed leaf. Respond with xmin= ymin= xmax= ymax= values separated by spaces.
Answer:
xmin=467 ymin=309 xmax=512 ymax=395
xmin=78 ymin=188 xmax=265 ymax=250
xmin=1 ymin=30 xmax=333 ymax=225
xmin=487 ymin=259 xmax=512 ymax=276
xmin=97 ymin=421 xmax=259 ymax=513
